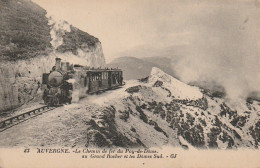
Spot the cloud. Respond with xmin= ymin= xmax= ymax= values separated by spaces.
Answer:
xmin=171 ymin=0 xmax=260 ymax=100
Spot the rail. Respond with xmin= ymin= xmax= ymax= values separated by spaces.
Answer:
xmin=0 ymin=106 xmax=59 ymax=132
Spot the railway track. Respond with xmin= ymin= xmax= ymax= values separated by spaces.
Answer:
xmin=0 ymin=106 xmax=60 ymax=132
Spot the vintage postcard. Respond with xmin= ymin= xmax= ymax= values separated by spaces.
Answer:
xmin=0 ymin=0 xmax=259 ymax=167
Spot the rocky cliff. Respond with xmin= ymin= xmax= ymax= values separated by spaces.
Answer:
xmin=0 ymin=0 xmax=105 ymax=113
xmin=85 ymin=68 xmax=259 ymax=149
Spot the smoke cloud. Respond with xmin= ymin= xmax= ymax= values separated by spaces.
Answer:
xmin=47 ymin=15 xmax=71 ymax=50
xmin=171 ymin=1 xmax=260 ymax=101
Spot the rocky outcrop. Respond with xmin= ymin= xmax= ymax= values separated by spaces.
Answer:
xmin=0 ymin=0 xmax=105 ymax=113
xmin=85 ymin=67 xmax=260 ymax=149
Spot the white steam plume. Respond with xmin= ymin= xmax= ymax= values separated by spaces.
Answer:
xmin=47 ymin=14 xmax=71 ymax=50
xmin=170 ymin=1 xmax=260 ymax=101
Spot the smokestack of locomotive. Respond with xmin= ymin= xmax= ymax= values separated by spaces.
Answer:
xmin=55 ymin=58 xmax=61 ymax=71
xmin=55 ymin=58 xmax=71 ymax=71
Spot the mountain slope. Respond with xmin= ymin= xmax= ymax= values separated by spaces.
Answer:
xmin=85 ymin=67 xmax=260 ymax=149
xmin=0 ymin=0 xmax=51 ymax=60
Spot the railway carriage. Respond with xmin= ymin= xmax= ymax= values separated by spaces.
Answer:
xmin=42 ymin=58 xmax=124 ymax=106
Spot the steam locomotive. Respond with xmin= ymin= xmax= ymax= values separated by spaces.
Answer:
xmin=42 ymin=58 xmax=124 ymax=106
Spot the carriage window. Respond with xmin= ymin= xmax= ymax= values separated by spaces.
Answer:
xmin=84 ymin=77 xmax=87 ymax=87
xmin=113 ymin=73 xmax=116 ymax=84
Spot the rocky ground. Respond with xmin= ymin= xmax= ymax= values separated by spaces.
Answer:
xmin=0 ymin=80 xmax=179 ymax=148
xmin=0 ymin=68 xmax=259 ymax=149
xmin=0 ymin=103 xmax=91 ymax=147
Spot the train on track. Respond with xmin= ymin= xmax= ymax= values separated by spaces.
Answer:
xmin=42 ymin=58 xmax=124 ymax=106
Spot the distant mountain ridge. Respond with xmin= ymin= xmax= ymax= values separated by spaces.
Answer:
xmin=107 ymin=56 xmax=177 ymax=80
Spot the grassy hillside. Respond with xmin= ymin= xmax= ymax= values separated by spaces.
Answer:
xmin=56 ymin=26 xmax=100 ymax=54
xmin=0 ymin=0 xmax=52 ymax=60
xmin=0 ymin=0 xmax=100 ymax=61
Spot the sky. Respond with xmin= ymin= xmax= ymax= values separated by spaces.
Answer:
xmin=32 ymin=0 xmax=260 ymax=60
xmin=33 ymin=0 xmax=260 ymax=100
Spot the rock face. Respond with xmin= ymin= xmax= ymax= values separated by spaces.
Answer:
xmin=0 ymin=0 xmax=105 ymax=113
xmin=86 ymin=68 xmax=260 ymax=149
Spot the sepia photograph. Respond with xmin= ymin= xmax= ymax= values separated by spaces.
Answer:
xmin=0 ymin=0 xmax=259 ymax=167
